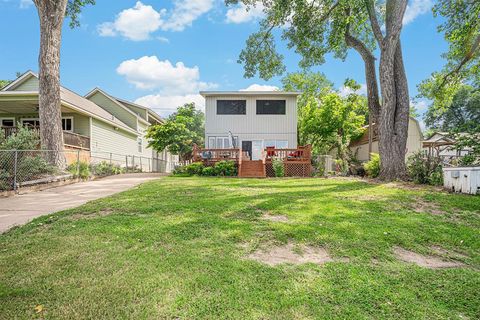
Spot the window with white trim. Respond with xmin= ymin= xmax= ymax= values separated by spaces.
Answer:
xmin=21 ymin=118 xmax=40 ymax=128
xmin=0 ymin=118 xmax=15 ymax=127
xmin=62 ymin=117 xmax=73 ymax=132
xmin=207 ymin=136 xmax=238 ymax=148
xmin=137 ymin=138 xmax=143 ymax=153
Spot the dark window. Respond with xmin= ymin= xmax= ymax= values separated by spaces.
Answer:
xmin=217 ymin=100 xmax=246 ymax=115
xmin=256 ymin=100 xmax=286 ymax=114
xmin=62 ymin=118 xmax=73 ymax=131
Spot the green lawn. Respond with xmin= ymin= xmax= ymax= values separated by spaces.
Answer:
xmin=1 ymin=177 xmax=479 ymax=319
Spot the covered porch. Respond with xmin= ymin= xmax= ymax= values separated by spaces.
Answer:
xmin=0 ymin=98 xmax=91 ymax=150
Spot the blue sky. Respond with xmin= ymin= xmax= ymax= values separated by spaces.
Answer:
xmin=0 ymin=0 xmax=447 ymax=122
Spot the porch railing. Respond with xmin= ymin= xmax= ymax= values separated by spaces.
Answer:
xmin=1 ymin=126 xmax=90 ymax=150
xmin=192 ymin=144 xmax=240 ymax=162
xmin=263 ymin=145 xmax=312 ymax=163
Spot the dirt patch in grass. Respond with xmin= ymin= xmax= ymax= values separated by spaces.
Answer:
xmin=247 ymin=242 xmax=346 ymax=266
xmin=394 ymin=247 xmax=465 ymax=269
xmin=69 ymin=209 xmax=114 ymax=220
xmin=260 ymin=214 xmax=290 ymax=223
xmin=411 ymin=199 xmax=445 ymax=215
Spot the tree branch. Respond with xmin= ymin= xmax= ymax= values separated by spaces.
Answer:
xmin=364 ymin=0 xmax=384 ymax=45
xmin=384 ymin=0 xmax=407 ymax=50
xmin=439 ymin=33 xmax=480 ymax=88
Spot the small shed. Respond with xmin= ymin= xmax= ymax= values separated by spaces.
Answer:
xmin=443 ymin=167 xmax=480 ymax=195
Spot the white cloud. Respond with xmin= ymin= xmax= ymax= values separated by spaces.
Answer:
xmin=411 ymin=99 xmax=429 ymax=113
xmin=241 ymin=84 xmax=279 ymax=91
xmin=117 ymin=56 xmax=217 ymax=95
xmin=97 ymin=0 xmax=213 ymax=40
xmin=162 ymin=0 xmax=214 ymax=31
xmin=157 ymin=36 xmax=170 ymax=43
xmin=226 ymin=2 xmax=265 ymax=24
xmin=98 ymin=1 xmax=164 ymax=41
xmin=403 ymin=0 xmax=433 ymax=25
xmin=135 ymin=94 xmax=205 ymax=117
xmin=118 ymin=55 xmax=215 ymax=117
xmin=19 ymin=0 xmax=32 ymax=9
xmin=338 ymin=83 xmax=368 ymax=97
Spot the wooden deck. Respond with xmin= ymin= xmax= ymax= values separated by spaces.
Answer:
xmin=193 ymin=144 xmax=312 ymax=177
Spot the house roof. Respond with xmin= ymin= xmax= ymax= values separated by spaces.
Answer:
xmin=112 ymin=96 xmax=164 ymax=123
xmin=0 ymin=71 xmax=136 ymax=134
xmin=85 ymin=88 xmax=164 ymax=125
xmin=349 ymin=117 xmax=423 ymax=148
xmin=200 ymin=91 xmax=302 ymax=97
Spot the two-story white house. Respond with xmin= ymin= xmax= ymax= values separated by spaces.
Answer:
xmin=200 ymin=91 xmax=300 ymax=161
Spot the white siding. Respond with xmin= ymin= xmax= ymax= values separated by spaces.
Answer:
xmin=205 ymin=95 xmax=298 ymax=148
xmin=351 ymin=118 xmax=423 ymax=162
xmin=90 ymin=118 xmax=139 ymax=155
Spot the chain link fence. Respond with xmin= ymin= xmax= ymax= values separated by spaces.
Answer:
xmin=0 ymin=149 xmax=176 ymax=192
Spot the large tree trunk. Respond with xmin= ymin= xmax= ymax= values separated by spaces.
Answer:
xmin=35 ymin=0 xmax=68 ymax=168
xmin=377 ymin=0 xmax=408 ymax=180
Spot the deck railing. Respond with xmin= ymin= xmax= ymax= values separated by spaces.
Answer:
xmin=192 ymin=145 xmax=241 ymax=162
xmin=263 ymin=145 xmax=312 ymax=163
xmin=1 ymin=126 xmax=90 ymax=150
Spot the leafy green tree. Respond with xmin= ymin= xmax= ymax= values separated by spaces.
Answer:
xmin=0 ymin=80 xmax=11 ymax=89
xmin=418 ymin=1 xmax=479 ymax=110
xmin=146 ymin=103 xmax=205 ymax=161
xmin=424 ymin=86 xmax=480 ymax=133
xmin=228 ymin=0 xmax=411 ymax=180
xmin=283 ymin=72 xmax=365 ymax=162
xmin=32 ymin=0 xmax=95 ymax=166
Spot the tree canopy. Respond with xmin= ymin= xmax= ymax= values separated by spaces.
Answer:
xmin=229 ymin=0 xmax=411 ymax=180
xmin=146 ymin=103 xmax=205 ymax=161
xmin=283 ymin=72 xmax=366 ymax=161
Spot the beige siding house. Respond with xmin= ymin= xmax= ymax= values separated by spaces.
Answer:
xmin=0 ymin=71 xmax=178 ymax=171
xmin=201 ymin=91 xmax=300 ymax=161
xmin=349 ymin=117 xmax=424 ymax=162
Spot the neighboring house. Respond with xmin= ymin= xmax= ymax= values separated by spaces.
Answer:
xmin=0 ymin=71 xmax=177 ymax=171
xmin=349 ymin=117 xmax=424 ymax=162
xmin=423 ymin=132 xmax=470 ymax=158
xmin=200 ymin=91 xmax=300 ymax=161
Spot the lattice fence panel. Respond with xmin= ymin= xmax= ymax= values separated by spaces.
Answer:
xmin=265 ymin=162 xmax=312 ymax=177
xmin=285 ymin=163 xmax=312 ymax=177
xmin=265 ymin=163 xmax=275 ymax=177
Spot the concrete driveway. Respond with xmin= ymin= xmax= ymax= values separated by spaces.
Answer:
xmin=0 ymin=173 xmax=163 ymax=233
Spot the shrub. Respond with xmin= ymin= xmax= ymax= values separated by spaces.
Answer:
xmin=185 ymin=162 xmax=204 ymax=175
xmin=173 ymin=165 xmax=188 ymax=176
xmin=214 ymin=160 xmax=237 ymax=176
xmin=272 ymin=158 xmax=285 ymax=177
xmin=407 ymin=151 xmax=443 ymax=185
xmin=16 ymin=155 xmax=56 ymax=180
xmin=0 ymin=125 xmax=40 ymax=150
xmin=201 ymin=166 xmax=216 ymax=176
xmin=90 ymin=161 xmax=125 ymax=176
xmin=364 ymin=153 xmax=380 ymax=178
xmin=67 ymin=161 xmax=90 ymax=180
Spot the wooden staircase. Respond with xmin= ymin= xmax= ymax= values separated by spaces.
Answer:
xmin=239 ymin=160 xmax=266 ymax=178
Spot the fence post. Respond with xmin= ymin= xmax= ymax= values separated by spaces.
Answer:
xmin=125 ymin=155 xmax=128 ymax=173
xmin=76 ymin=150 xmax=80 ymax=177
xmin=133 ymin=156 xmax=135 ymax=171
xmin=13 ymin=150 xmax=18 ymax=192
xmin=140 ymin=156 xmax=143 ymax=172
xmin=149 ymin=158 xmax=151 ymax=172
